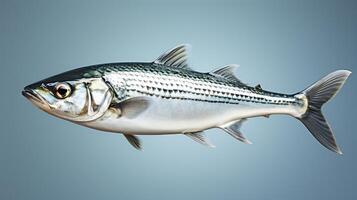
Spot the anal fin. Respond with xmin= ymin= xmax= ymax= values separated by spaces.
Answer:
xmin=219 ymin=119 xmax=252 ymax=144
xmin=184 ymin=132 xmax=215 ymax=148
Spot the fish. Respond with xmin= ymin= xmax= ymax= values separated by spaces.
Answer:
xmin=22 ymin=44 xmax=351 ymax=154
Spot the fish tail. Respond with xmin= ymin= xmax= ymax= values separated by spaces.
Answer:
xmin=297 ymin=70 xmax=351 ymax=154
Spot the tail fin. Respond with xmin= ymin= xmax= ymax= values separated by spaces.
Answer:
xmin=298 ymin=70 xmax=351 ymax=154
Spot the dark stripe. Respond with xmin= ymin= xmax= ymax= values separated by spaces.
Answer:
xmin=126 ymin=86 xmax=291 ymax=105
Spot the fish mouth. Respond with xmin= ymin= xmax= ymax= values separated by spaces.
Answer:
xmin=22 ymin=87 xmax=50 ymax=110
xmin=22 ymin=88 xmax=42 ymax=104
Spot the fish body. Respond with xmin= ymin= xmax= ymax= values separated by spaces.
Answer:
xmin=23 ymin=44 xmax=351 ymax=153
xmin=82 ymin=63 xmax=303 ymax=135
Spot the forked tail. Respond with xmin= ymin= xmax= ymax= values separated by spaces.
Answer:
xmin=298 ymin=70 xmax=351 ymax=154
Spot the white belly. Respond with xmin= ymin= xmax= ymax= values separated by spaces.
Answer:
xmin=82 ymin=97 xmax=296 ymax=135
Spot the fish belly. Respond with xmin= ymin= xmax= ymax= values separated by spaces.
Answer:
xmin=84 ymin=97 xmax=296 ymax=135
xmin=85 ymin=98 xmax=238 ymax=134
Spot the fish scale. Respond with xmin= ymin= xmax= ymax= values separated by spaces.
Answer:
xmin=102 ymin=63 xmax=297 ymax=105
xmin=22 ymin=44 xmax=351 ymax=153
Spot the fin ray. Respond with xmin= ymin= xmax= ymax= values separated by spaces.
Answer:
xmin=154 ymin=44 xmax=191 ymax=69
xmin=219 ymin=119 xmax=252 ymax=144
xmin=210 ymin=64 xmax=245 ymax=85
xmin=185 ymin=132 xmax=215 ymax=147
xmin=124 ymin=134 xmax=142 ymax=150
xmin=298 ymin=70 xmax=351 ymax=154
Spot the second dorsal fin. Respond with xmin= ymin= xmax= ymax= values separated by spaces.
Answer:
xmin=210 ymin=64 xmax=245 ymax=85
xmin=154 ymin=44 xmax=191 ymax=69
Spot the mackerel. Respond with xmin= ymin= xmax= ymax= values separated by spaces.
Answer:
xmin=22 ymin=44 xmax=351 ymax=153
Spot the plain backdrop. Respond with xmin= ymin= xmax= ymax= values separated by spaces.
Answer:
xmin=1 ymin=0 xmax=356 ymax=199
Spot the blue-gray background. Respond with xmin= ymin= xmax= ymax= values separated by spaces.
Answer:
xmin=1 ymin=0 xmax=356 ymax=199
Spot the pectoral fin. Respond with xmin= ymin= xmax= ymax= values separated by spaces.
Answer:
xmin=124 ymin=134 xmax=142 ymax=150
xmin=118 ymin=97 xmax=151 ymax=119
xmin=184 ymin=132 xmax=215 ymax=148
xmin=219 ymin=119 xmax=252 ymax=144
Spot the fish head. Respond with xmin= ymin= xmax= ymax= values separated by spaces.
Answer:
xmin=22 ymin=69 xmax=113 ymax=122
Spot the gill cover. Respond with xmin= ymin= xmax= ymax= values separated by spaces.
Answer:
xmin=73 ymin=78 xmax=113 ymax=122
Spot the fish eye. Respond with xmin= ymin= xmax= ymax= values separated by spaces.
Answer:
xmin=54 ymin=82 xmax=72 ymax=99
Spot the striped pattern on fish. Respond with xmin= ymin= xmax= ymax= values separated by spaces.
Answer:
xmin=22 ymin=44 xmax=351 ymax=154
xmin=101 ymin=63 xmax=298 ymax=106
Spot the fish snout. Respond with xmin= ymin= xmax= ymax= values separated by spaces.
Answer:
xmin=22 ymin=85 xmax=45 ymax=105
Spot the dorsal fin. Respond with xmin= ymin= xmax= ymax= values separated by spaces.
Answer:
xmin=154 ymin=44 xmax=191 ymax=69
xmin=210 ymin=64 xmax=245 ymax=85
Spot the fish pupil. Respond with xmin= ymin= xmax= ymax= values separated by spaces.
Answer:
xmin=58 ymin=87 xmax=68 ymax=96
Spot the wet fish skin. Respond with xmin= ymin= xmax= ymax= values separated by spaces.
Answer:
xmin=81 ymin=62 xmax=304 ymax=135
xmin=98 ymin=62 xmax=299 ymax=105
xmin=22 ymin=44 xmax=351 ymax=154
